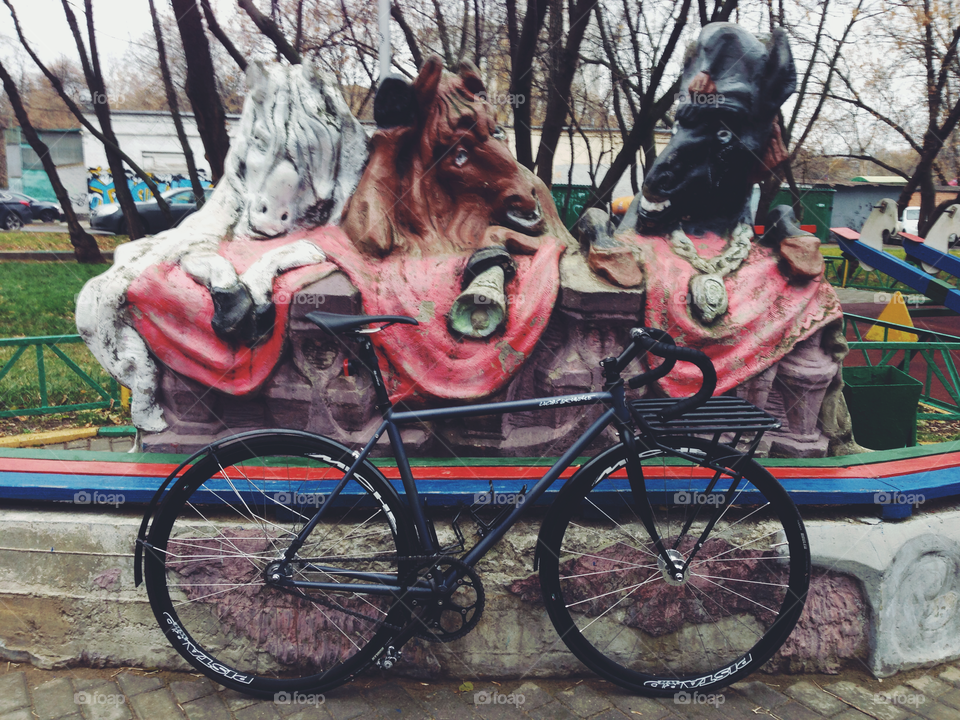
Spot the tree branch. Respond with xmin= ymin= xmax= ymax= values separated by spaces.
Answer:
xmin=391 ymin=3 xmax=424 ymax=69
xmin=238 ymin=0 xmax=300 ymax=64
xmin=823 ymin=154 xmax=912 ymax=178
xmin=200 ymin=0 xmax=247 ymax=71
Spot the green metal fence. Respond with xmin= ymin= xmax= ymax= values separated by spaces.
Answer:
xmin=0 ymin=335 xmax=120 ymax=417
xmin=844 ymin=313 xmax=960 ymax=420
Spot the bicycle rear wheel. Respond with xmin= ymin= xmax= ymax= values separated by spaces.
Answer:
xmin=537 ymin=435 xmax=809 ymax=696
xmin=143 ymin=432 xmax=417 ymax=698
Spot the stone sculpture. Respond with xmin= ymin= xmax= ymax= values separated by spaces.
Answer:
xmin=76 ymin=59 xmax=367 ymax=430
xmin=584 ymin=23 xmax=857 ymax=456
xmin=78 ymin=31 xmax=854 ymax=458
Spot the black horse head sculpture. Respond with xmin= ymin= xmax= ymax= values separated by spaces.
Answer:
xmin=632 ymin=23 xmax=796 ymax=236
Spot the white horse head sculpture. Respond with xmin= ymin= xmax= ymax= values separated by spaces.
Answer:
xmin=76 ymin=58 xmax=368 ymax=431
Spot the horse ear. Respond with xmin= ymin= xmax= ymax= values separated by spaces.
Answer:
xmin=374 ymin=76 xmax=417 ymax=128
xmin=758 ymin=28 xmax=796 ymax=116
xmin=457 ymin=60 xmax=486 ymax=97
xmin=413 ymin=55 xmax=444 ymax=110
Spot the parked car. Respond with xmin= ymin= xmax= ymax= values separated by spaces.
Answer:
xmin=901 ymin=206 xmax=920 ymax=236
xmin=0 ymin=191 xmax=34 ymax=230
xmin=7 ymin=192 xmax=62 ymax=223
xmin=90 ymin=186 xmax=214 ymax=235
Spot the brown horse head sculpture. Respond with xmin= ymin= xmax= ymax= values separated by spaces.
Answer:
xmin=342 ymin=56 xmax=554 ymax=257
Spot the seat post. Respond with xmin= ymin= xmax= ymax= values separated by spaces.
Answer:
xmin=354 ymin=336 xmax=393 ymax=413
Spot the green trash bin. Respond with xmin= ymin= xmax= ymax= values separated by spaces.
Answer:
xmin=551 ymin=184 xmax=593 ymax=230
xmin=841 ymin=366 xmax=922 ymax=450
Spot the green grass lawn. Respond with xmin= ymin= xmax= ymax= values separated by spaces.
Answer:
xmin=0 ymin=230 xmax=128 ymax=253
xmin=0 ymin=261 xmax=126 ymax=429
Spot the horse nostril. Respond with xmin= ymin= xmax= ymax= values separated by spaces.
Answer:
xmin=260 ymin=205 xmax=268 ymax=214
xmin=281 ymin=213 xmax=289 ymax=222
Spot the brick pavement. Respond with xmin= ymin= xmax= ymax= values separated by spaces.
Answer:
xmin=3 ymin=662 xmax=960 ymax=720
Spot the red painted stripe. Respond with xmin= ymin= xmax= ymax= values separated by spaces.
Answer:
xmin=4 ymin=451 xmax=960 ymax=481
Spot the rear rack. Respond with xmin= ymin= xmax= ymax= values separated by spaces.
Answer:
xmin=630 ymin=396 xmax=781 ymax=435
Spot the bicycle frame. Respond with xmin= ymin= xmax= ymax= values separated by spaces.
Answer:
xmin=277 ymin=379 xmax=681 ymax=599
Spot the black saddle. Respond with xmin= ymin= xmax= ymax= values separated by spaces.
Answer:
xmin=305 ymin=311 xmax=419 ymax=336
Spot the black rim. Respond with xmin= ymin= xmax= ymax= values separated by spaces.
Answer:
xmin=538 ymin=437 xmax=809 ymax=696
xmin=143 ymin=435 xmax=415 ymax=696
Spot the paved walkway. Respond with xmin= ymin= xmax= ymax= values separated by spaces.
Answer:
xmin=2 ymin=663 xmax=960 ymax=720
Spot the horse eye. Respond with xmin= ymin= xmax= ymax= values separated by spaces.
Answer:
xmin=493 ymin=126 xmax=506 ymax=140
xmin=454 ymin=148 xmax=469 ymax=167
xmin=717 ymin=129 xmax=733 ymax=144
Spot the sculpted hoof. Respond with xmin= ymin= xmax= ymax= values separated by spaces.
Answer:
xmin=211 ymin=284 xmax=254 ymax=343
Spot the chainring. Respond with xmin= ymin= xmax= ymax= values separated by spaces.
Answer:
xmin=398 ymin=556 xmax=485 ymax=643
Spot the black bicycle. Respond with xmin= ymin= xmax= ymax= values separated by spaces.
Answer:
xmin=135 ymin=311 xmax=810 ymax=699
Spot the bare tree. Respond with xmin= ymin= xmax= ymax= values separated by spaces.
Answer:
xmin=148 ymin=0 xmax=206 ymax=207
xmin=0 ymin=58 xmax=102 ymax=262
xmin=3 ymin=0 xmax=172 ymax=235
xmin=583 ymin=0 xmax=740 ymax=210
xmin=170 ymin=0 xmax=231 ymax=182
xmin=62 ymin=0 xmax=154 ymax=238
xmin=828 ymin=0 xmax=960 ymax=234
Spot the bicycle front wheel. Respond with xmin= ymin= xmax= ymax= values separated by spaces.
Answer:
xmin=538 ymin=435 xmax=809 ymax=696
xmin=143 ymin=432 xmax=417 ymax=697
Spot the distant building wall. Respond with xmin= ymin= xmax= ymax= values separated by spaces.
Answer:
xmin=4 ymin=128 xmax=86 ymax=211
xmin=831 ymin=186 xmax=898 ymax=232
xmin=80 ymin=110 xmax=241 ymax=211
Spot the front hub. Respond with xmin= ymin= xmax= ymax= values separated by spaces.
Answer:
xmin=658 ymin=549 xmax=689 ymax=586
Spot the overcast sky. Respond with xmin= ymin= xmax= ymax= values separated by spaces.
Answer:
xmin=0 ymin=0 xmax=224 ymax=65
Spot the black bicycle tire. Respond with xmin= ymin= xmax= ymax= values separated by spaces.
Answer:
xmin=537 ymin=435 xmax=810 ymax=696
xmin=143 ymin=432 xmax=418 ymax=698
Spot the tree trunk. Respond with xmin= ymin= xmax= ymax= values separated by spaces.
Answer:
xmin=509 ymin=0 xmax=548 ymax=170
xmin=59 ymin=0 xmax=148 ymax=238
xmin=171 ymin=0 xmax=230 ymax=183
xmin=534 ymin=0 xmax=592 ymax=187
xmin=149 ymin=0 xmax=205 ymax=207
xmin=0 ymin=59 xmax=102 ymax=262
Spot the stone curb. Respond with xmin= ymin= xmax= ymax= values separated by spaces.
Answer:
xmin=0 ymin=427 xmax=99 ymax=448
xmin=0 ymin=426 xmax=135 ymax=448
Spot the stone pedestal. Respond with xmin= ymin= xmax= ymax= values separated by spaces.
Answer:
xmin=142 ymin=255 xmax=645 ymax=456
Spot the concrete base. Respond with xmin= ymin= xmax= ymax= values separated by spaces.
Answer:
xmin=4 ymin=505 xmax=957 ymax=679
xmin=806 ymin=506 xmax=960 ymax=677
xmin=0 ymin=504 xmax=896 ymax=681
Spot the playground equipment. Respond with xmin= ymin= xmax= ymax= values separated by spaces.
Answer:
xmin=831 ymin=198 xmax=960 ymax=313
